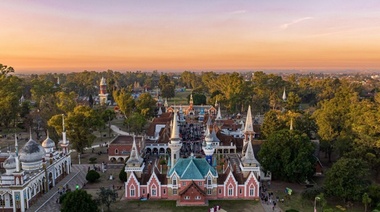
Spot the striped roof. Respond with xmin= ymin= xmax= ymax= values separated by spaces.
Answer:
xmin=168 ymin=157 xmax=217 ymax=179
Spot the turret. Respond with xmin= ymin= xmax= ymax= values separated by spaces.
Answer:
xmin=202 ymin=125 xmax=215 ymax=165
xmin=125 ymin=135 xmax=144 ymax=178
xmin=168 ymin=111 xmax=182 ymax=167
xmin=61 ymin=114 xmax=69 ymax=154
xmin=15 ymin=133 xmax=20 ymax=172
xmin=99 ymin=77 xmax=108 ymax=105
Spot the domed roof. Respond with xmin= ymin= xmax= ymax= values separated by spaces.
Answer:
xmin=20 ymin=138 xmax=46 ymax=163
xmin=3 ymin=154 xmax=16 ymax=169
xmin=42 ymin=136 xmax=55 ymax=148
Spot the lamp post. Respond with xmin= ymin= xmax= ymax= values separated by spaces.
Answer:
xmin=314 ymin=196 xmax=320 ymax=212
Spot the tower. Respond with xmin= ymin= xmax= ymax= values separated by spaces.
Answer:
xmin=282 ymin=87 xmax=287 ymax=102
xmin=61 ymin=114 xmax=69 ymax=154
xmin=215 ymin=105 xmax=222 ymax=120
xmin=189 ymin=94 xmax=194 ymax=106
xmin=243 ymin=105 xmax=255 ymax=151
xmin=168 ymin=112 xmax=182 ymax=167
xmin=125 ymin=135 xmax=144 ymax=178
xmin=99 ymin=77 xmax=108 ymax=105
xmin=202 ymin=124 xmax=215 ymax=166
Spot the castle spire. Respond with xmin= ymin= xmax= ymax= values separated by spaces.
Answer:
xmin=290 ymin=118 xmax=294 ymax=131
xmin=244 ymin=105 xmax=254 ymax=133
xmin=282 ymin=87 xmax=287 ymax=101
xmin=241 ymin=136 xmax=259 ymax=166
xmin=168 ymin=111 xmax=182 ymax=167
xmin=15 ymin=134 xmax=20 ymax=172
xmin=126 ymin=135 xmax=143 ymax=166
xmin=189 ymin=94 xmax=193 ymax=105
xmin=215 ymin=106 xmax=222 ymax=120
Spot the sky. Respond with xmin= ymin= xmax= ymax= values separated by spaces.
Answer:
xmin=1 ymin=0 xmax=380 ymax=73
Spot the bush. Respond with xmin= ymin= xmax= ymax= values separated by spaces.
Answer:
xmin=86 ymin=170 xmax=100 ymax=183
xmin=119 ymin=165 xmax=127 ymax=182
xmin=89 ymin=157 xmax=97 ymax=164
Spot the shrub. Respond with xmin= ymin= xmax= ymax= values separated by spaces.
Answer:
xmin=86 ymin=170 xmax=100 ymax=183
xmin=301 ymin=186 xmax=325 ymax=200
xmin=89 ymin=157 xmax=97 ymax=164
xmin=119 ymin=165 xmax=127 ymax=182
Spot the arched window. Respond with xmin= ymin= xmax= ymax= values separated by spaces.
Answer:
xmin=130 ymin=185 xmax=135 ymax=197
xmin=249 ymin=185 xmax=254 ymax=196
xmin=228 ymin=185 xmax=233 ymax=196
xmin=115 ymin=149 xmax=119 ymax=154
xmin=152 ymin=185 xmax=157 ymax=196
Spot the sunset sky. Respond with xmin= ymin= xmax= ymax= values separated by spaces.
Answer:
xmin=1 ymin=0 xmax=380 ymax=73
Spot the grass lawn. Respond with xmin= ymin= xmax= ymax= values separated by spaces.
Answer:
xmin=110 ymin=199 xmax=263 ymax=212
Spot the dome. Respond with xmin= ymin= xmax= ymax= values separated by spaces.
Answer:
xmin=3 ymin=154 xmax=16 ymax=169
xmin=20 ymin=138 xmax=46 ymax=163
xmin=42 ymin=137 xmax=55 ymax=148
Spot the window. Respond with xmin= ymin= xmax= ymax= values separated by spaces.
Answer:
xmin=198 ymin=182 xmax=202 ymax=186
xmin=173 ymin=177 xmax=177 ymax=186
xmin=207 ymin=176 xmax=212 ymax=185
xmin=240 ymin=189 xmax=242 ymax=194
xmin=0 ymin=196 xmax=4 ymax=206
xmin=249 ymin=186 xmax=254 ymax=196
xmin=142 ymin=189 xmax=145 ymax=194
xmin=228 ymin=185 xmax=233 ymax=196
xmin=130 ymin=186 xmax=135 ymax=197
xmin=195 ymin=196 xmax=201 ymax=200
xmin=152 ymin=186 xmax=156 ymax=196
xmin=185 ymin=196 xmax=190 ymax=200
xmin=115 ymin=149 xmax=119 ymax=154
xmin=173 ymin=189 xmax=177 ymax=195
xmin=163 ymin=189 xmax=166 ymax=194
xmin=207 ymin=189 xmax=212 ymax=195
xmin=218 ymin=189 xmax=221 ymax=194
xmin=182 ymin=182 xmax=186 ymax=186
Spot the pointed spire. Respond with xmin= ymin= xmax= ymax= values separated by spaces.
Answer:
xmin=215 ymin=99 xmax=218 ymax=108
xmin=62 ymin=114 xmax=66 ymax=132
xmin=290 ymin=118 xmax=293 ymax=131
xmin=190 ymin=94 xmax=194 ymax=105
xmin=100 ymin=77 xmax=106 ymax=86
xmin=282 ymin=87 xmax=287 ymax=101
xmin=158 ymin=107 xmax=163 ymax=116
xmin=164 ymin=98 xmax=168 ymax=108
xmin=126 ymin=135 xmax=143 ymax=165
xmin=29 ymin=128 xmax=33 ymax=140
xmin=14 ymin=133 xmax=18 ymax=157
xmin=242 ymin=136 xmax=259 ymax=165
xmin=216 ymin=106 xmax=222 ymax=120
xmin=244 ymin=105 xmax=254 ymax=133
xmin=170 ymin=111 xmax=181 ymax=141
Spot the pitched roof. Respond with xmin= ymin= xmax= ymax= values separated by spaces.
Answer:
xmin=179 ymin=181 xmax=206 ymax=196
xmin=168 ymin=157 xmax=217 ymax=179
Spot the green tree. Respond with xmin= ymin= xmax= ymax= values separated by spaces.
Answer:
xmin=56 ymin=91 xmax=77 ymax=114
xmin=325 ymin=158 xmax=369 ymax=201
xmin=190 ymin=93 xmax=207 ymax=105
xmin=261 ymin=110 xmax=286 ymax=139
xmin=161 ymin=83 xmax=175 ymax=99
xmin=0 ymin=64 xmax=14 ymax=75
xmin=136 ymin=93 xmax=156 ymax=118
xmin=97 ymin=187 xmax=118 ymax=212
xmin=316 ymin=193 xmax=327 ymax=212
xmin=48 ymin=106 xmax=103 ymax=153
xmin=0 ymin=73 xmax=23 ymax=128
xmin=125 ymin=112 xmax=147 ymax=135
xmin=258 ymin=129 xmax=316 ymax=182
xmin=119 ymin=165 xmax=127 ymax=182
xmin=363 ymin=192 xmax=372 ymax=212
xmin=285 ymin=92 xmax=301 ymax=112
xmin=158 ymin=74 xmax=171 ymax=90
xmin=113 ymin=89 xmax=135 ymax=118
xmin=86 ymin=170 xmax=100 ymax=183
xmin=61 ymin=190 xmax=99 ymax=212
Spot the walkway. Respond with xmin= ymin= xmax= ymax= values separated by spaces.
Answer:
xmin=28 ymin=165 xmax=87 ymax=212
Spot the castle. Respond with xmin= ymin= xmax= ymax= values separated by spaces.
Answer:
xmin=0 ymin=115 xmax=71 ymax=212
xmin=124 ymin=105 xmax=267 ymax=206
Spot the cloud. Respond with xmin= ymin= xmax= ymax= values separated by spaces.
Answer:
xmin=228 ymin=10 xmax=246 ymax=15
xmin=280 ymin=17 xmax=313 ymax=29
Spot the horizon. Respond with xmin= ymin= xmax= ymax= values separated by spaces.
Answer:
xmin=1 ymin=0 xmax=380 ymax=73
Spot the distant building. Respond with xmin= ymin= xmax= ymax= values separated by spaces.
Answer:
xmin=99 ymin=77 xmax=108 ymax=105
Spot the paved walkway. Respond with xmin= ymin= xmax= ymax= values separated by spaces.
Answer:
xmin=27 ymin=165 xmax=87 ymax=212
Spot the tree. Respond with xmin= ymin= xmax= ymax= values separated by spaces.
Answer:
xmin=48 ymin=105 xmax=103 ymax=153
xmin=158 ymin=74 xmax=171 ymax=90
xmin=97 ymin=187 xmax=118 ymax=212
xmin=258 ymin=129 xmax=316 ymax=182
xmin=61 ymin=190 xmax=99 ymax=212
xmin=119 ymin=165 xmax=127 ymax=182
xmin=0 ymin=64 xmax=14 ymax=76
xmin=0 ymin=73 xmax=23 ymax=128
xmin=362 ymin=192 xmax=372 ymax=212
xmin=261 ymin=110 xmax=286 ymax=139
xmin=190 ymin=93 xmax=206 ymax=105
xmin=285 ymin=92 xmax=301 ymax=112
xmin=113 ymin=89 xmax=135 ymax=118
xmin=56 ymin=91 xmax=77 ymax=114
xmin=125 ymin=112 xmax=147 ymax=135
xmin=324 ymin=157 xmax=369 ymax=201
xmin=136 ymin=93 xmax=157 ymax=118
xmin=161 ymin=83 xmax=175 ymax=99
xmin=316 ymin=193 xmax=327 ymax=212
xmin=86 ymin=170 xmax=100 ymax=183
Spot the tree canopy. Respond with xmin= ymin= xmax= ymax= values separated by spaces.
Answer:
xmin=61 ymin=190 xmax=99 ymax=212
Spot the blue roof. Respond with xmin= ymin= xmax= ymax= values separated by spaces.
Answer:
xmin=168 ymin=157 xmax=217 ymax=179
